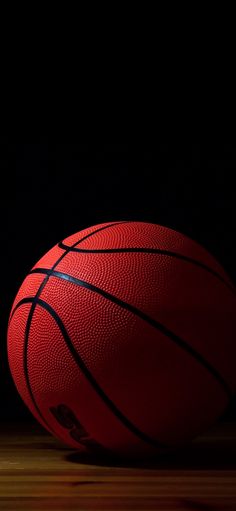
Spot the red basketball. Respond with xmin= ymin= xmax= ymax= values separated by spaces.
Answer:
xmin=7 ymin=221 xmax=236 ymax=457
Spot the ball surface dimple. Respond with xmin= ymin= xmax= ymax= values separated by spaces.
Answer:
xmin=7 ymin=221 xmax=236 ymax=457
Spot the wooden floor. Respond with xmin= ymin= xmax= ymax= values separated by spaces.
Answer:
xmin=0 ymin=421 xmax=236 ymax=511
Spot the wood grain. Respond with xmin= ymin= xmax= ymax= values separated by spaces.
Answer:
xmin=0 ymin=421 xmax=236 ymax=510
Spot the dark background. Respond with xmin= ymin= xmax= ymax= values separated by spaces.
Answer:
xmin=0 ymin=141 xmax=236 ymax=423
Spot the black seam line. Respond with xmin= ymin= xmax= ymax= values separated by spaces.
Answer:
xmin=11 ymin=297 xmax=168 ymax=450
xmin=39 ymin=223 xmax=127 ymax=289
xmin=14 ymin=222 xmax=128 ymax=434
xmin=71 ymin=222 xmax=130 ymax=248
xmin=22 ymin=300 xmax=57 ymax=436
xmin=29 ymin=267 xmax=232 ymax=400
xmin=55 ymin=222 xmax=129 ymax=266
xmin=58 ymin=242 xmax=234 ymax=293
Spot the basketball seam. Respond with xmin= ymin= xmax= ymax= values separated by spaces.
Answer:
xmin=58 ymin=242 xmax=234 ymax=293
xmin=22 ymin=300 xmax=57 ymax=434
xmin=10 ymin=297 xmax=168 ymax=450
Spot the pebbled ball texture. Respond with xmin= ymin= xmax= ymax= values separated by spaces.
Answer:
xmin=7 ymin=221 xmax=236 ymax=457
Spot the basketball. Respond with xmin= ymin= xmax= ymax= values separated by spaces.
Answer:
xmin=7 ymin=221 xmax=236 ymax=457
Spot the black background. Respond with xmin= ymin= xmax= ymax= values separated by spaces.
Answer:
xmin=0 ymin=141 xmax=236 ymax=423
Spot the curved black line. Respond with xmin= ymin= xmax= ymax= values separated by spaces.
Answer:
xmin=17 ymin=298 xmax=57 ymax=435
xmin=17 ymin=222 xmax=127 ymax=434
xmin=58 ymin=242 xmax=234 ymax=293
xmin=11 ymin=297 xmax=168 ymax=450
xmin=29 ymin=267 xmax=233 ymax=400
xmin=71 ymin=222 xmax=129 ymax=247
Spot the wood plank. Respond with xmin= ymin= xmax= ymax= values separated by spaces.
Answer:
xmin=0 ymin=421 xmax=236 ymax=510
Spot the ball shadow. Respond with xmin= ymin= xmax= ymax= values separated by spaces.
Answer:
xmin=64 ymin=437 xmax=236 ymax=470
